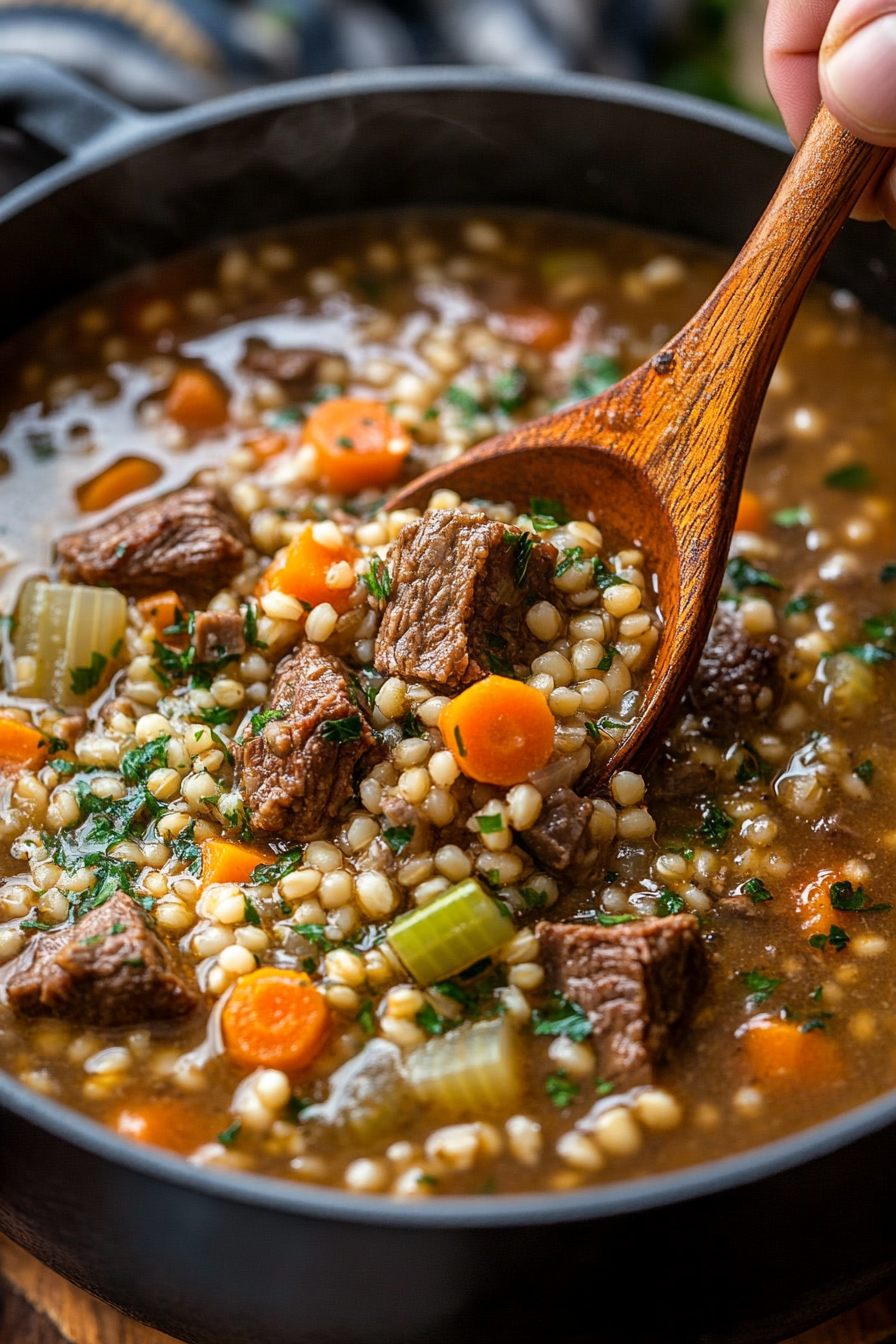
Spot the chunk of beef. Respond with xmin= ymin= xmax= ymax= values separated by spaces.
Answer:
xmin=519 ymin=787 xmax=593 ymax=873
xmin=688 ymin=606 xmax=782 ymax=726
xmin=193 ymin=609 xmax=246 ymax=663
xmin=56 ymin=486 xmax=247 ymax=603
xmin=537 ymin=914 xmax=707 ymax=1085
xmin=236 ymin=642 xmax=380 ymax=843
xmin=374 ymin=510 xmax=557 ymax=689
xmin=241 ymin=338 xmax=319 ymax=391
xmin=6 ymin=890 xmax=198 ymax=1026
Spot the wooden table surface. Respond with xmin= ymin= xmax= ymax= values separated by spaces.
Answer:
xmin=0 ymin=1234 xmax=894 ymax=1344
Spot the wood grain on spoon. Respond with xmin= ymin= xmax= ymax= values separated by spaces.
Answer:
xmin=389 ymin=105 xmax=893 ymax=790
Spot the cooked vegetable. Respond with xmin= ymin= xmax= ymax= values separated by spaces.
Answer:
xmin=300 ymin=1039 xmax=409 ymax=1142
xmin=302 ymin=397 xmax=411 ymax=491
xmin=740 ymin=1018 xmax=842 ymax=1087
xmin=407 ymin=1017 xmax=521 ymax=1113
xmin=258 ymin=523 xmax=360 ymax=615
xmin=222 ymin=967 xmax=330 ymax=1071
xmin=820 ymin=651 xmax=875 ymax=716
xmin=164 ymin=367 xmax=229 ymax=430
xmin=136 ymin=589 xmax=188 ymax=644
xmin=387 ymin=878 xmax=512 ymax=984
xmin=13 ymin=579 xmax=127 ymax=705
xmin=492 ymin=305 xmax=572 ymax=352
xmin=0 ymin=717 xmax=49 ymax=773
xmin=200 ymin=838 xmax=267 ymax=886
xmin=76 ymin=456 xmax=162 ymax=513
xmin=113 ymin=1099 xmax=214 ymax=1154
xmin=438 ymin=675 xmax=555 ymax=786
xmin=734 ymin=490 xmax=766 ymax=533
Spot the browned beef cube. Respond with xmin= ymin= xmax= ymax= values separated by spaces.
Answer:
xmin=374 ymin=510 xmax=557 ymax=689
xmin=56 ymin=486 xmax=247 ymax=603
xmin=688 ymin=606 xmax=782 ymax=726
xmin=537 ymin=915 xmax=707 ymax=1085
xmin=241 ymin=338 xmax=319 ymax=390
xmin=6 ymin=891 xmax=198 ymax=1026
xmin=519 ymin=787 xmax=594 ymax=873
xmin=193 ymin=610 xmax=246 ymax=663
xmin=236 ymin=642 xmax=380 ymax=843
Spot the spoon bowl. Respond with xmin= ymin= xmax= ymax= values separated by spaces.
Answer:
xmin=390 ymin=105 xmax=893 ymax=788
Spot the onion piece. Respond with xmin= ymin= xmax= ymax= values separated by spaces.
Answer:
xmin=528 ymin=744 xmax=591 ymax=797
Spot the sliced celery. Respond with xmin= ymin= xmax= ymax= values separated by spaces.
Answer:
xmin=387 ymin=878 xmax=513 ymax=985
xmin=407 ymin=1017 xmax=521 ymax=1114
xmin=13 ymin=579 xmax=127 ymax=706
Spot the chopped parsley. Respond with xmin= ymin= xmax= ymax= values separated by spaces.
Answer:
xmin=170 ymin=820 xmax=202 ymax=876
xmin=503 ymin=530 xmax=536 ymax=587
xmin=531 ymin=993 xmax=591 ymax=1042
xmin=249 ymin=707 xmax=286 ymax=736
xmin=320 ymin=714 xmax=362 ymax=744
xmin=491 ymin=366 xmax=527 ymax=414
xmin=808 ymin=924 xmax=851 ymax=952
xmin=120 ymin=734 xmax=170 ymax=785
xmin=697 ymin=801 xmax=735 ymax=850
xmin=529 ymin=496 xmax=571 ymax=528
xmin=824 ymin=463 xmax=874 ymax=491
xmin=739 ymin=970 xmax=781 ymax=1009
xmin=592 ymin=557 xmax=625 ymax=591
xmin=743 ymin=877 xmax=772 ymax=904
xmin=68 ymin=652 xmax=108 ymax=696
xmin=402 ymin=710 xmax=426 ymax=739
xmin=416 ymin=1002 xmax=447 ymax=1036
xmin=597 ymin=646 xmax=620 ymax=672
xmin=854 ymin=759 xmax=875 ymax=784
xmin=829 ymin=880 xmax=890 ymax=913
xmin=199 ymin=706 xmax=237 ymax=727
xmin=356 ymin=999 xmax=376 ymax=1036
xmin=784 ymin=592 xmax=819 ymax=618
xmin=592 ymin=913 xmax=639 ymax=926
xmin=570 ymin=352 xmax=621 ymax=399
xmin=444 ymin=384 xmax=483 ymax=422
xmin=595 ymin=1079 xmax=615 ymax=1097
xmin=363 ymin=557 xmax=392 ymax=602
xmin=454 ymin=725 xmax=467 ymax=758
xmin=773 ymin=506 xmax=811 ymax=528
xmin=735 ymin=742 xmax=774 ymax=785
xmin=293 ymin=924 xmax=335 ymax=953
xmin=656 ymin=888 xmax=686 ymax=917
xmin=243 ymin=895 xmax=261 ymax=927
xmin=476 ymin=813 xmax=505 ymax=835
xmin=519 ymin=886 xmax=548 ymax=910
xmin=725 ymin=557 xmax=782 ymax=593
xmin=336 ymin=435 xmax=355 ymax=450
xmin=880 ymin=562 xmax=896 ymax=584
xmin=217 ymin=1120 xmax=242 ymax=1146
xmin=545 ymin=1070 xmax=580 ymax=1108
xmin=383 ymin=825 xmax=414 ymax=853
xmin=556 ymin=546 xmax=583 ymax=578
xmin=243 ymin=603 xmax=267 ymax=649
xmin=251 ymin=849 xmax=303 ymax=885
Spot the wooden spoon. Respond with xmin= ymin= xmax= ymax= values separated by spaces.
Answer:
xmin=388 ymin=106 xmax=893 ymax=789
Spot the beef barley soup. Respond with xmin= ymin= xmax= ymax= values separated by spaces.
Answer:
xmin=0 ymin=212 xmax=895 ymax=1198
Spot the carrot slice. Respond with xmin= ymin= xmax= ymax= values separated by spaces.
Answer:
xmin=734 ymin=490 xmax=766 ymax=534
xmin=201 ymin=837 xmax=267 ymax=887
xmin=438 ymin=675 xmax=556 ymax=787
xmin=491 ymin=306 xmax=572 ymax=352
xmin=114 ymin=1099 xmax=216 ymax=1155
xmin=76 ymin=456 xmax=163 ymax=514
xmin=794 ymin=868 xmax=854 ymax=932
xmin=165 ymin=368 xmax=229 ymax=431
xmin=258 ymin=522 xmax=360 ymax=615
xmin=136 ymin=590 xmax=188 ymax=645
xmin=741 ymin=1018 xmax=842 ymax=1087
xmin=222 ymin=967 xmax=330 ymax=1072
xmin=302 ymin=397 xmax=411 ymax=491
xmin=0 ymin=717 xmax=49 ymax=774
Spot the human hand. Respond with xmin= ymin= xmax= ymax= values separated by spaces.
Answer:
xmin=765 ymin=0 xmax=896 ymax=224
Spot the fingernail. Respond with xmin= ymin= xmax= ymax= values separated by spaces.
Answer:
xmin=824 ymin=14 xmax=896 ymax=136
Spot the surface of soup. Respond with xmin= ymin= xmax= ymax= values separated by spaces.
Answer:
xmin=1 ymin=213 xmax=896 ymax=1198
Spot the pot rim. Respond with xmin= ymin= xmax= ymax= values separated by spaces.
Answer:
xmin=4 ymin=64 xmax=878 ymax=1233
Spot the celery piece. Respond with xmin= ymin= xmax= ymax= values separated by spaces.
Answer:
xmin=13 ymin=579 xmax=127 ymax=706
xmin=387 ymin=878 xmax=512 ymax=984
xmin=407 ymin=1017 xmax=521 ymax=1114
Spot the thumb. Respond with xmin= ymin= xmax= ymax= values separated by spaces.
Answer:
xmin=821 ymin=0 xmax=896 ymax=145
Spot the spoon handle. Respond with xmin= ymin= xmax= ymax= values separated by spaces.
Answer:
xmin=672 ymin=105 xmax=892 ymax=408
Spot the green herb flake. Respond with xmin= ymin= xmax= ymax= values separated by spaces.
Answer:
xmin=251 ymin=849 xmax=303 ymax=885
xmin=545 ymin=1069 xmax=580 ymax=1109
xmin=697 ymin=801 xmax=735 ymax=850
xmin=880 ymin=562 xmax=896 ymax=584
xmin=68 ymin=651 xmax=108 ymax=697
xmin=809 ymin=924 xmax=851 ymax=952
xmin=594 ymin=913 xmax=639 ymax=926
xmin=503 ymin=530 xmax=536 ymax=588
xmin=200 ymin=706 xmax=237 ymax=727
xmin=519 ymin=886 xmax=547 ymax=910
xmin=217 ymin=1120 xmax=242 ymax=1147
xmin=529 ymin=497 xmax=571 ymax=527
xmin=531 ymin=993 xmax=591 ymax=1043
xmin=824 ymin=463 xmax=874 ymax=491
xmin=320 ymin=714 xmax=362 ymax=744
xmin=725 ymin=557 xmax=782 ymax=593
xmin=739 ymin=970 xmax=782 ymax=1009
xmin=416 ymin=1002 xmax=447 ymax=1036
xmin=592 ymin=557 xmax=625 ymax=591
xmin=293 ymin=924 xmax=335 ymax=953
xmin=383 ymin=825 xmax=414 ymax=854
xmin=656 ymin=888 xmax=686 ymax=917
xmin=570 ymin=352 xmax=621 ymax=400
xmin=855 ymin=759 xmax=875 ymax=784
xmin=828 ymin=879 xmax=890 ymax=913
xmin=476 ymin=813 xmax=505 ymax=835
xmin=773 ymin=506 xmax=811 ymax=528
xmin=556 ymin=546 xmax=584 ymax=578
xmin=595 ymin=1079 xmax=615 ymax=1097
xmin=243 ymin=603 xmax=267 ymax=650
xmin=356 ymin=999 xmax=376 ymax=1036
xmin=491 ymin=366 xmax=527 ymax=414
xmin=810 ymin=985 xmax=823 ymax=1002
xmin=597 ymin=646 xmax=620 ymax=672
xmin=363 ymin=557 xmax=392 ymax=602
xmin=454 ymin=725 xmax=467 ymax=758
xmin=743 ymin=877 xmax=772 ymax=904
xmin=243 ymin=895 xmax=261 ymax=927
xmin=120 ymin=734 xmax=170 ymax=785
xmin=784 ymin=592 xmax=819 ymax=618
xmin=335 ymin=435 xmax=355 ymax=450
xmin=170 ymin=819 xmax=202 ymax=876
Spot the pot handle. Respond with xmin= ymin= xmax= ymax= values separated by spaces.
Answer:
xmin=0 ymin=55 xmax=144 ymax=160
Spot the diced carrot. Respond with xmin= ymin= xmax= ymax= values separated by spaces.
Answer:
xmin=794 ymin=868 xmax=852 ymax=932
xmin=0 ymin=716 xmax=49 ymax=774
xmin=302 ymin=397 xmax=411 ymax=491
xmin=76 ymin=455 xmax=162 ymax=513
xmin=734 ymin=490 xmax=766 ymax=534
xmin=200 ymin=837 xmax=267 ymax=887
xmin=258 ymin=522 xmax=360 ymax=615
xmin=113 ymin=1099 xmax=216 ymax=1155
xmin=165 ymin=368 xmax=229 ymax=431
xmin=245 ymin=429 xmax=294 ymax=462
xmin=438 ymin=675 xmax=556 ymax=787
xmin=491 ymin=306 xmax=572 ymax=352
xmin=741 ymin=1017 xmax=843 ymax=1087
xmin=222 ymin=967 xmax=330 ymax=1072
xmin=136 ymin=590 xmax=188 ymax=645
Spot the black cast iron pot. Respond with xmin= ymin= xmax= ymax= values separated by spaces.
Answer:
xmin=2 ymin=57 xmax=896 ymax=1344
